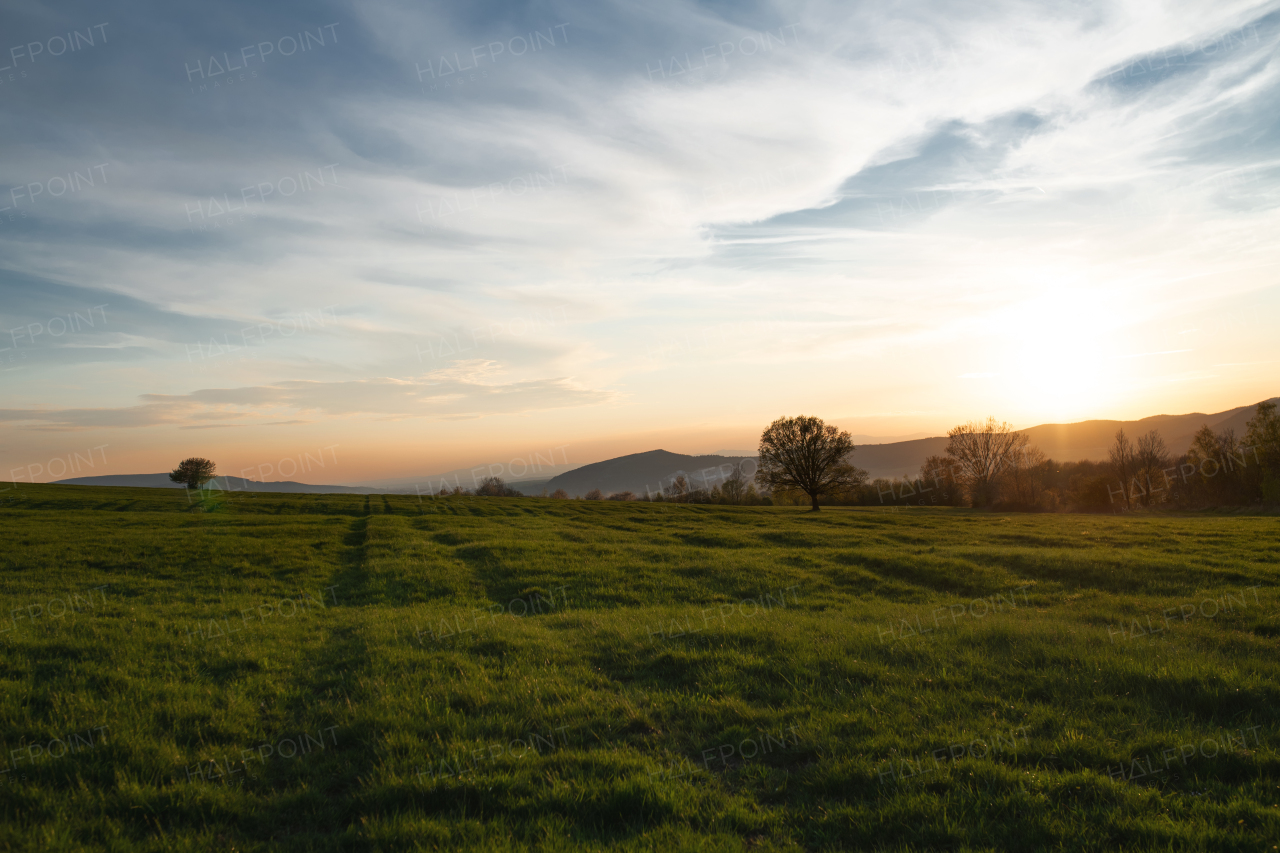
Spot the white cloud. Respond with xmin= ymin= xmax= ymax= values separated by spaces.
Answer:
xmin=0 ymin=369 xmax=616 ymax=429
xmin=2 ymin=0 xmax=1277 ymax=456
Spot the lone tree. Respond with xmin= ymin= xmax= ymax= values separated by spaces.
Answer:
xmin=946 ymin=418 xmax=1026 ymax=508
xmin=755 ymin=415 xmax=866 ymax=511
xmin=169 ymin=457 xmax=217 ymax=490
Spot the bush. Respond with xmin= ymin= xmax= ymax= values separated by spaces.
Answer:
xmin=475 ymin=476 xmax=522 ymax=497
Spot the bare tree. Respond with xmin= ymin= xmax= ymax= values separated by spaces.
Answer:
xmin=1000 ymin=444 xmax=1048 ymax=508
xmin=584 ymin=488 xmax=604 ymax=500
xmin=945 ymin=418 xmax=1026 ymax=508
xmin=606 ymin=491 xmax=636 ymax=501
xmin=1107 ymin=428 xmax=1136 ymax=509
xmin=169 ymin=457 xmax=217 ymax=490
xmin=755 ymin=415 xmax=866 ymax=511
xmin=550 ymin=488 xmax=569 ymax=499
xmin=1134 ymin=430 xmax=1172 ymax=506
xmin=720 ymin=464 xmax=749 ymax=505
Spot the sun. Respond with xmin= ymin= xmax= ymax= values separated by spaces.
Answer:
xmin=979 ymin=281 xmax=1132 ymax=422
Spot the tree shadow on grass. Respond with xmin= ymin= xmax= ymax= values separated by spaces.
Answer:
xmin=105 ymin=529 xmax=381 ymax=849
xmin=213 ymin=505 xmax=380 ymax=846
xmin=322 ymin=516 xmax=376 ymax=607
xmin=451 ymin=543 xmax=563 ymax=608
xmin=209 ymin=505 xmax=389 ymax=847
xmin=215 ymin=620 xmax=376 ymax=849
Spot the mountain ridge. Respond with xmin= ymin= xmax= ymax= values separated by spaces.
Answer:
xmin=542 ymin=449 xmax=756 ymax=498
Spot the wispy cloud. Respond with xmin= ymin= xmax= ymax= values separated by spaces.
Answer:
xmin=1 ymin=0 xmax=1277 ymax=473
xmin=0 ymin=371 xmax=615 ymax=429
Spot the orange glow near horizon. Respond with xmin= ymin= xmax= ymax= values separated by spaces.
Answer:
xmin=12 ymin=374 xmax=1275 ymax=486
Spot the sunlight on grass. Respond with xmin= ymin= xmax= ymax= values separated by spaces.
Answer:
xmin=0 ymin=484 xmax=1277 ymax=850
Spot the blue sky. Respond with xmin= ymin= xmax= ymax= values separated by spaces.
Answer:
xmin=1 ymin=0 xmax=1277 ymax=483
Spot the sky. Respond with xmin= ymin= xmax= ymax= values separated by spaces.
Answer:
xmin=1 ymin=0 xmax=1277 ymax=486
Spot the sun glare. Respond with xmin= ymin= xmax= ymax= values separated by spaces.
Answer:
xmin=989 ymin=283 xmax=1127 ymax=422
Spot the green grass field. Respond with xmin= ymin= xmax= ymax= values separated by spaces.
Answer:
xmin=1 ymin=483 xmax=1278 ymax=851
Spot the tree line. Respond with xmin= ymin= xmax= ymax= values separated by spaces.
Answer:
xmin=165 ymin=400 xmax=1279 ymax=512
xmin=864 ymin=401 xmax=1280 ymax=512
xmin=442 ymin=471 xmax=774 ymax=505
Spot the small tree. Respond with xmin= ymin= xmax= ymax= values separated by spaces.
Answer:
xmin=720 ymin=465 xmax=749 ymax=505
xmin=550 ymin=488 xmax=569 ymax=499
xmin=584 ymin=488 xmax=604 ymax=500
xmin=946 ymin=418 xmax=1025 ymax=508
xmin=919 ymin=454 xmax=965 ymax=506
xmin=1246 ymin=400 xmax=1280 ymax=506
xmin=1187 ymin=425 xmax=1245 ymax=506
xmin=1134 ymin=430 xmax=1172 ymax=506
xmin=169 ymin=457 xmax=217 ymax=490
xmin=999 ymin=444 xmax=1048 ymax=509
xmin=1107 ymin=428 xmax=1136 ymax=509
xmin=755 ymin=415 xmax=866 ymax=511
xmin=663 ymin=475 xmax=689 ymax=501
xmin=476 ymin=476 xmax=521 ymax=497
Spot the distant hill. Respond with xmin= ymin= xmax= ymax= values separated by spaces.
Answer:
xmin=543 ymin=399 xmax=1277 ymax=493
xmin=53 ymin=473 xmax=380 ymax=495
xmin=355 ymin=460 xmax=577 ymax=492
xmin=1020 ymin=400 xmax=1273 ymax=464
xmin=51 ymin=399 xmax=1275 ymax=497
xmin=849 ymin=438 xmax=950 ymax=480
xmin=853 ymin=398 xmax=1277 ymax=480
xmin=543 ymin=450 xmax=755 ymax=498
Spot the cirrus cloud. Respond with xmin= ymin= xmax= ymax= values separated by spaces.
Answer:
xmin=0 ymin=362 xmax=615 ymax=429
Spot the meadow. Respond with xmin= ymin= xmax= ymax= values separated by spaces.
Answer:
xmin=0 ymin=483 xmax=1277 ymax=851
